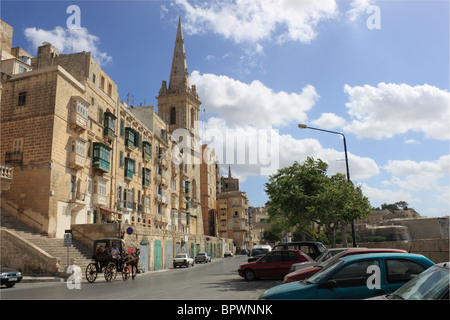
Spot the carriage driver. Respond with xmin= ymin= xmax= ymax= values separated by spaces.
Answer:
xmin=111 ymin=244 xmax=121 ymax=259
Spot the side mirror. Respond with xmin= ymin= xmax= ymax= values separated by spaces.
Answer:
xmin=318 ymin=280 xmax=337 ymax=289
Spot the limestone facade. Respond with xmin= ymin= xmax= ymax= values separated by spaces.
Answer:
xmin=0 ymin=18 xmax=221 ymax=242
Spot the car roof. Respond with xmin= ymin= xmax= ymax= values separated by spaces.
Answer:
xmin=339 ymin=252 xmax=431 ymax=263
xmin=434 ymin=262 xmax=450 ymax=269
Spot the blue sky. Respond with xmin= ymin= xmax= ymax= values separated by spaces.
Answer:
xmin=2 ymin=0 xmax=449 ymax=217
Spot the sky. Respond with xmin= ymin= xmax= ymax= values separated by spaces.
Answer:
xmin=2 ymin=0 xmax=449 ymax=218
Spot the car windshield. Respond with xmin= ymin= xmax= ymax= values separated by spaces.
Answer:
xmin=252 ymin=249 xmax=269 ymax=255
xmin=175 ymin=254 xmax=186 ymax=258
xmin=306 ymin=259 xmax=345 ymax=284
xmin=391 ymin=265 xmax=449 ymax=300
xmin=198 ymin=253 xmax=205 ymax=256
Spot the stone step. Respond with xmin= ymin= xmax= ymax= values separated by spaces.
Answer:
xmin=1 ymin=209 xmax=93 ymax=273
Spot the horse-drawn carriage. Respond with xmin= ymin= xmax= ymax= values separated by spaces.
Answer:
xmin=85 ymin=237 xmax=139 ymax=283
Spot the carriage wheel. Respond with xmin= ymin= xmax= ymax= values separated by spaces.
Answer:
xmin=122 ymin=265 xmax=130 ymax=281
xmin=104 ymin=262 xmax=117 ymax=282
xmin=131 ymin=265 xmax=137 ymax=280
xmin=85 ymin=263 xmax=98 ymax=283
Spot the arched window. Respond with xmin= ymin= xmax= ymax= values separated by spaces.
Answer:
xmin=170 ymin=107 xmax=176 ymax=125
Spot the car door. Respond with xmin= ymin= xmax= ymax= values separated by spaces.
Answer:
xmin=384 ymin=258 xmax=429 ymax=294
xmin=281 ymin=251 xmax=302 ymax=275
xmin=256 ymin=251 xmax=284 ymax=277
xmin=316 ymin=259 xmax=386 ymax=299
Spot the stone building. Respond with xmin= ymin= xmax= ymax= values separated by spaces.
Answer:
xmin=0 ymin=18 xmax=203 ymax=239
xmin=1 ymin=34 xmax=119 ymax=237
xmin=156 ymin=17 xmax=203 ymax=236
xmin=1 ymin=18 xmax=244 ymax=274
xmin=217 ymin=191 xmax=251 ymax=251
xmin=250 ymin=206 xmax=270 ymax=245
xmin=222 ymin=165 xmax=239 ymax=192
xmin=200 ymin=144 xmax=222 ymax=236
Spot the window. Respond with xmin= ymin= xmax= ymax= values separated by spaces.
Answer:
xmin=94 ymin=179 xmax=107 ymax=196
xmin=18 ymin=92 xmax=26 ymax=106
xmin=329 ymin=259 xmax=379 ymax=287
xmin=73 ymin=99 xmax=88 ymax=118
xmin=92 ymin=142 xmax=111 ymax=172
xmin=92 ymin=73 xmax=96 ymax=83
xmin=386 ymin=259 xmax=427 ymax=283
xmin=119 ymin=150 xmax=123 ymax=167
xmin=13 ymin=139 xmax=23 ymax=153
xmin=143 ymin=141 xmax=151 ymax=160
xmin=143 ymin=168 xmax=151 ymax=187
xmin=71 ymin=139 xmax=85 ymax=155
xmin=261 ymin=252 xmax=283 ymax=263
xmin=124 ymin=157 xmax=135 ymax=179
xmin=120 ymin=119 xmax=124 ymax=137
xmin=124 ymin=189 xmax=134 ymax=210
xmin=103 ymin=112 xmax=116 ymax=139
xmin=170 ymin=107 xmax=176 ymax=125
xmin=125 ymin=127 xmax=138 ymax=150
xmin=98 ymin=107 xmax=103 ymax=125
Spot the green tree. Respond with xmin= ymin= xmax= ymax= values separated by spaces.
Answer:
xmin=264 ymin=157 xmax=371 ymax=247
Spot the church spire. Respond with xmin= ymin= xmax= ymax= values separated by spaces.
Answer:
xmin=169 ymin=16 xmax=189 ymax=91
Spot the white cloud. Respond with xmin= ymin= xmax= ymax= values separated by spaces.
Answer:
xmin=383 ymin=155 xmax=450 ymax=191
xmin=201 ymin=117 xmax=380 ymax=182
xmin=343 ymin=83 xmax=450 ymax=140
xmin=360 ymin=183 xmax=414 ymax=207
xmin=190 ymin=71 xmax=319 ymax=128
xmin=312 ymin=112 xmax=347 ymax=129
xmin=24 ymin=26 xmax=112 ymax=66
xmin=346 ymin=0 xmax=377 ymax=22
xmin=174 ymin=0 xmax=338 ymax=44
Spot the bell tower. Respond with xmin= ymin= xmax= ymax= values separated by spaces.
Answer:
xmin=157 ymin=17 xmax=203 ymax=235
xmin=157 ymin=16 xmax=201 ymax=136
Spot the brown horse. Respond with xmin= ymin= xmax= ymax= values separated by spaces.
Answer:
xmin=124 ymin=249 xmax=140 ymax=279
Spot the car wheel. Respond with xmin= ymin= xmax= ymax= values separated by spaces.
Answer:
xmin=243 ymin=269 xmax=256 ymax=281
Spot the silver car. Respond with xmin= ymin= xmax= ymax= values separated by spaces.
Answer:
xmin=195 ymin=252 xmax=211 ymax=263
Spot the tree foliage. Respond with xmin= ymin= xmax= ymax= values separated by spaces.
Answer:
xmin=264 ymin=157 xmax=371 ymax=243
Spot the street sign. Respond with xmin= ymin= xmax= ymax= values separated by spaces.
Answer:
xmin=64 ymin=233 xmax=72 ymax=247
xmin=126 ymin=227 xmax=133 ymax=235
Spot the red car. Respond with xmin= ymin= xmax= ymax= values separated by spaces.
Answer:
xmin=238 ymin=250 xmax=312 ymax=281
xmin=283 ymin=248 xmax=408 ymax=283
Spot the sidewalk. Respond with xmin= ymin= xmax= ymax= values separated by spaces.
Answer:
xmin=21 ymin=266 xmax=171 ymax=284
xmin=21 ymin=256 xmax=223 ymax=284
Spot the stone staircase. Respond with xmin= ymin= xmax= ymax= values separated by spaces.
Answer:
xmin=1 ymin=209 xmax=93 ymax=276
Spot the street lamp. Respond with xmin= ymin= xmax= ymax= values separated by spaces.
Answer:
xmin=298 ymin=123 xmax=357 ymax=247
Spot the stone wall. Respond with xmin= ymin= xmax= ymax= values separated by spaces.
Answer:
xmin=356 ymin=238 xmax=449 ymax=263
xmin=71 ymin=223 xmax=235 ymax=271
xmin=0 ymin=229 xmax=61 ymax=276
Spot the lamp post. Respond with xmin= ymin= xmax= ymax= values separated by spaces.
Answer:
xmin=298 ymin=123 xmax=357 ymax=247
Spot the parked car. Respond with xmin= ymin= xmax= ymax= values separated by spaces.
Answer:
xmin=248 ymin=245 xmax=272 ymax=262
xmin=224 ymin=251 xmax=233 ymax=257
xmin=195 ymin=252 xmax=211 ymax=263
xmin=259 ymin=253 xmax=434 ymax=300
xmin=272 ymin=241 xmax=326 ymax=260
xmin=289 ymin=247 xmax=355 ymax=272
xmin=238 ymin=250 xmax=312 ymax=281
xmin=369 ymin=262 xmax=449 ymax=300
xmin=240 ymin=249 xmax=249 ymax=255
xmin=0 ymin=265 xmax=23 ymax=288
xmin=283 ymin=248 xmax=408 ymax=283
xmin=173 ymin=253 xmax=194 ymax=268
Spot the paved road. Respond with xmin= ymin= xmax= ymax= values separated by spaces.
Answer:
xmin=1 ymin=255 xmax=283 ymax=300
